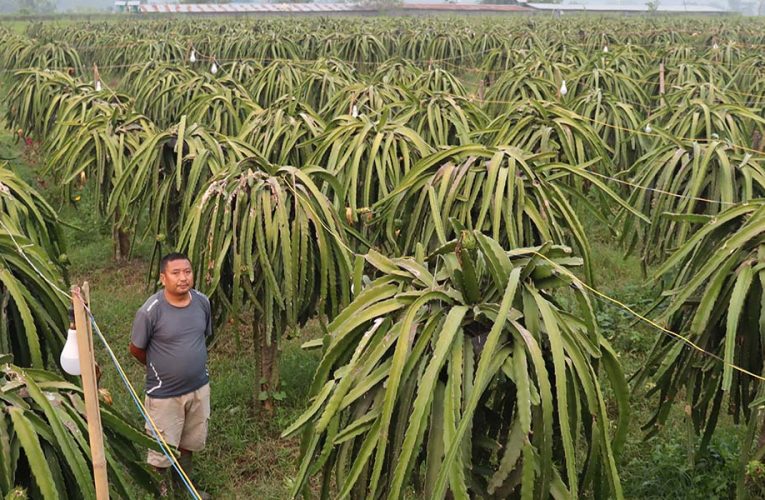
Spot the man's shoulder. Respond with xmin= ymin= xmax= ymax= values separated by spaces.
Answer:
xmin=191 ymin=289 xmax=211 ymax=309
xmin=137 ymin=291 xmax=164 ymax=317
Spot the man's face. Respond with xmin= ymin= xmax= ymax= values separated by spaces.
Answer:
xmin=160 ymin=259 xmax=194 ymax=296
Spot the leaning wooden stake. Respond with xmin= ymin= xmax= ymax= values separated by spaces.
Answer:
xmin=72 ymin=284 xmax=109 ymax=499
xmin=659 ymin=63 xmax=665 ymax=95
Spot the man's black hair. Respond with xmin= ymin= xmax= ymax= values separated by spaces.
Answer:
xmin=160 ymin=252 xmax=191 ymax=273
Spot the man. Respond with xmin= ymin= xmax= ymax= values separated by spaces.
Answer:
xmin=130 ymin=252 xmax=212 ymax=499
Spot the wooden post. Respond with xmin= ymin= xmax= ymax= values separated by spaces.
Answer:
xmin=659 ymin=62 xmax=665 ymax=108
xmin=72 ymin=284 xmax=109 ymax=500
xmin=659 ymin=63 xmax=665 ymax=96
xmin=93 ymin=64 xmax=100 ymax=85
xmin=82 ymin=283 xmax=102 ymax=384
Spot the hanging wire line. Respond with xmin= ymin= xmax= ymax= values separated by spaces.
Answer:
xmin=4 ymin=40 xmax=765 ymax=105
xmin=4 ymin=64 xmax=762 ymax=124
xmin=6 ymin=52 xmax=765 ymax=88
xmin=7 ymin=48 xmax=765 ymax=113
xmin=0 ymin=45 xmax=498 ymax=74
xmin=13 ymin=33 xmax=765 ymax=53
xmin=437 ymin=58 xmax=765 ymax=87
xmin=4 ymin=37 xmax=765 ymax=77
xmin=4 ymin=67 xmax=761 ymax=207
xmin=13 ymin=29 xmax=765 ymax=57
xmin=188 ymin=44 xmax=496 ymax=66
xmin=0 ymin=218 xmax=71 ymax=298
xmin=5 ymin=62 xmax=764 ymax=157
xmin=465 ymin=94 xmax=765 ymax=155
xmin=584 ymin=169 xmax=739 ymax=206
xmin=281 ymin=178 xmax=765 ymax=385
xmin=0 ymin=223 xmax=201 ymax=499
xmin=572 ymin=111 xmax=765 ymax=155
xmin=529 ymin=250 xmax=765 ymax=383
xmin=5 ymin=60 xmax=764 ymax=198
xmin=614 ymin=71 xmax=765 ymax=101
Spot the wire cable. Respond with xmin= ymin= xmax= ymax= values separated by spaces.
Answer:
xmin=283 ymin=178 xmax=765 ymax=385
xmin=529 ymin=249 xmax=765 ymax=383
xmin=473 ymin=95 xmax=765 ymax=155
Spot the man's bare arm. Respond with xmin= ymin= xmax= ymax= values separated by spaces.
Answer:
xmin=129 ymin=343 xmax=147 ymax=365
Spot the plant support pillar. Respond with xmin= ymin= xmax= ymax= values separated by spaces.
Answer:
xmin=72 ymin=284 xmax=109 ymax=499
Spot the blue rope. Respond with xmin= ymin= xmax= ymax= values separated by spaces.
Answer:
xmin=0 ymin=218 xmax=200 ymax=497
xmin=88 ymin=313 xmax=200 ymax=499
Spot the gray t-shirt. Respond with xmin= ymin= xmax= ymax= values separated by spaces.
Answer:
xmin=131 ymin=289 xmax=212 ymax=398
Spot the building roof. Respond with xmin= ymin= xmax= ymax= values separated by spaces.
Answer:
xmin=405 ymin=3 xmax=531 ymax=10
xmin=527 ymin=2 xmax=728 ymax=12
xmin=133 ymin=1 xmax=725 ymax=14
xmin=140 ymin=3 xmax=356 ymax=13
xmin=137 ymin=2 xmax=532 ymax=13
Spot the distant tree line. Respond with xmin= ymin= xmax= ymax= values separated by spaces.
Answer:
xmin=0 ymin=0 xmax=55 ymax=14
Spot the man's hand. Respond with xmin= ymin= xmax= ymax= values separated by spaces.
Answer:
xmin=129 ymin=343 xmax=147 ymax=365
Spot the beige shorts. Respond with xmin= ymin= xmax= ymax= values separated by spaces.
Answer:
xmin=145 ymin=383 xmax=211 ymax=468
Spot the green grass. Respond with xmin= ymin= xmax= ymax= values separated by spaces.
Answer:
xmin=582 ymin=204 xmax=742 ymax=500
